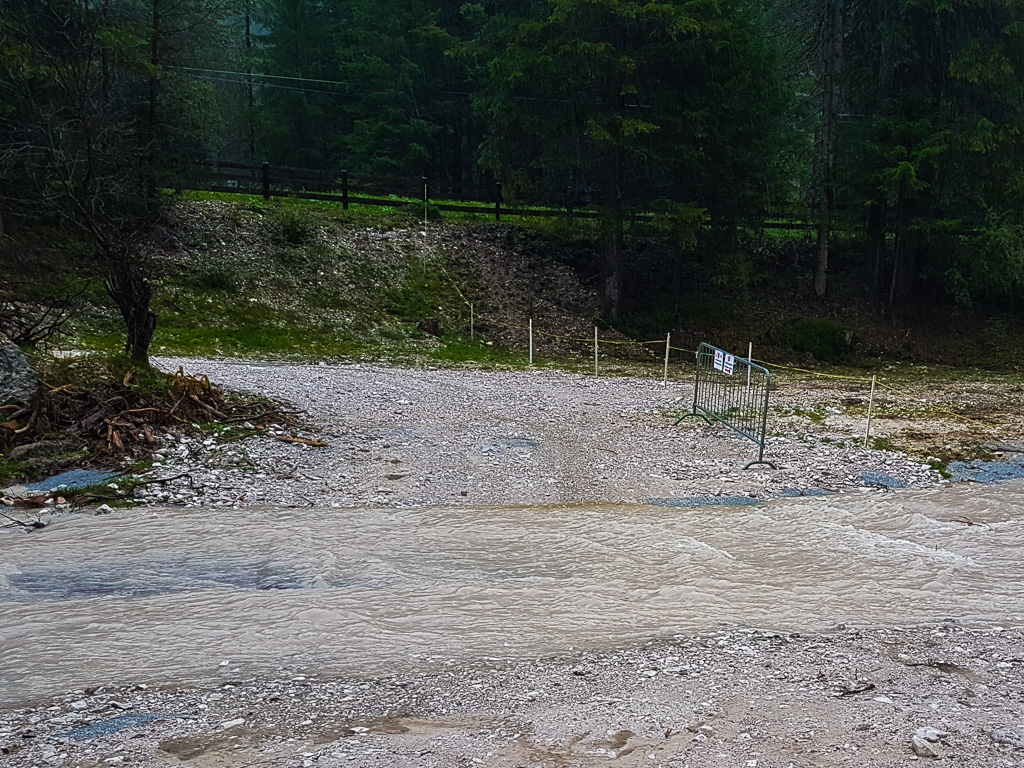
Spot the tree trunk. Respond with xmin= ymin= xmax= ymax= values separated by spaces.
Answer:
xmin=867 ymin=201 xmax=886 ymax=305
xmin=888 ymin=190 xmax=905 ymax=308
xmin=245 ymin=0 xmax=256 ymax=162
xmin=598 ymin=146 xmax=625 ymax=320
xmin=815 ymin=0 xmax=844 ymax=298
xmin=147 ymin=0 xmax=160 ymax=198
xmin=815 ymin=192 xmax=831 ymax=298
xmin=599 ymin=215 xmax=623 ymax=321
xmin=105 ymin=258 xmax=157 ymax=365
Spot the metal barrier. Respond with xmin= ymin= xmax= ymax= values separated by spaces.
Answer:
xmin=676 ymin=342 xmax=775 ymax=469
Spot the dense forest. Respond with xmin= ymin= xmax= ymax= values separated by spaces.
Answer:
xmin=3 ymin=0 xmax=1024 ymax=361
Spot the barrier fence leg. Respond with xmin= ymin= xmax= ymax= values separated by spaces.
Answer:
xmin=594 ymin=326 xmax=599 ymax=376
xmin=529 ymin=319 xmax=533 ymax=366
xmin=663 ymin=332 xmax=671 ymax=386
xmin=864 ymin=374 xmax=877 ymax=447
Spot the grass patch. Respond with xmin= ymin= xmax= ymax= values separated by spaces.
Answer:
xmin=792 ymin=406 xmax=826 ymax=425
xmin=385 ymin=260 xmax=458 ymax=322
xmin=870 ymin=436 xmax=897 ymax=451
xmin=60 ymin=476 xmax=147 ymax=508
xmin=152 ymin=323 xmax=362 ymax=358
xmin=38 ymin=353 xmax=182 ymax=399
xmin=183 ymin=263 xmax=240 ymax=292
xmin=428 ymin=339 xmax=529 ymax=367
xmin=0 ymin=456 xmax=30 ymax=486
xmin=180 ymin=189 xmax=606 ymax=233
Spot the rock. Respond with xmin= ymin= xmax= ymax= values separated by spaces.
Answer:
xmin=911 ymin=727 xmax=947 ymax=758
xmin=0 ymin=334 xmax=36 ymax=405
xmin=990 ymin=728 xmax=1024 ymax=748
xmin=5 ymin=440 xmax=77 ymax=461
xmin=911 ymin=735 xmax=939 ymax=757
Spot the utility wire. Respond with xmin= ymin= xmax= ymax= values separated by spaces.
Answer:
xmin=167 ymin=65 xmax=474 ymax=98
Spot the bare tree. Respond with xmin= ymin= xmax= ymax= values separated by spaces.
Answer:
xmin=0 ymin=0 xmax=166 ymax=363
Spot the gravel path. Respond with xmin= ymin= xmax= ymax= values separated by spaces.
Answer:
xmin=139 ymin=358 xmax=946 ymax=509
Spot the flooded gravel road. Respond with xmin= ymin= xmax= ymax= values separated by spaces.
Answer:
xmin=3 ymin=482 xmax=1023 ymax=709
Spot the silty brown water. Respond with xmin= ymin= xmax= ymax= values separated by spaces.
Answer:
xmin=2 ymin=482 xmax=1023 ymax=707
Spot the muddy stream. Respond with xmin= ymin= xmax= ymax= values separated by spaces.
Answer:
xmin=3 ymin=482 xmax=1023 ymax=708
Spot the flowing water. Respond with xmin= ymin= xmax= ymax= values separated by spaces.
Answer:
xmin=3 ymin=483 xmax=1024 ymax=708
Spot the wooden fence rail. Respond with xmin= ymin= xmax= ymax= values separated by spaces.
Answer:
xmin=189 ymin=160 xmax=812 ymax=228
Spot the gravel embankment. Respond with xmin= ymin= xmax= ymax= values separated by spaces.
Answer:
xmin=137 ymin=358 xmax=947 ymax=509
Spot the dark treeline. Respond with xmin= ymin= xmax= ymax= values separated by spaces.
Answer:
xmin=3 ymin=0 xmax=1024 ymax=359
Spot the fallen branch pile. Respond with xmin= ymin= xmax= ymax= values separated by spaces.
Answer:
xmin=0 ymin=367 xmax=294 ymax=461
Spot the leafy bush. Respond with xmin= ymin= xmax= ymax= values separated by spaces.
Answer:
xmin=783 ymin=316 xmax=852 ymax=361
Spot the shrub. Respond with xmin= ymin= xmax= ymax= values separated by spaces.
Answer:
xmin=783 ymin=316 xmax=852 ymax=361
xmin=186 ymin=263 xmax=239 ymax=293
xmin=274 ymin=207 xmax=317 ymax=246
xmin=395 ymin=201 xmax=443 ymax=222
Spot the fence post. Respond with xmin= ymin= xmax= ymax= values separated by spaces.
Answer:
xmin=529 ymin=318 xmax=533 ymax=365
xmin=261 ymin=161 xmax=270 ymax=200
xmin=864 ymin=375 xmax=877 ymax=447
xmin=470 ymin=303 xmax=474 ymax=341
xmin=342 ymin=170 xmax=349 ymax=210
xmin=663 ymin=333 xmax=671 ymax=386
xmin=747 ymin=341 xmax=753 ymax=390
xmin=594 ymin=326 xmax=599 ymax=376
xmin=422 ymin=176 xmax=429 ymax=225
xmin=495 ymin=182 xmax=502 ymax=222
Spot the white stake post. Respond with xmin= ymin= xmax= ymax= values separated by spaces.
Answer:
xmin=470 ymin=303 xmax=474 ymax=341
xmin=864 ymin=375 xmax=877 ymax=447
xmin=663 ymin=333 xmax=671 ymax=386
xmin=529 ymin=319 xmax=533 ymax=365
xmin=594 ymin=326 xmax=599 ymax=376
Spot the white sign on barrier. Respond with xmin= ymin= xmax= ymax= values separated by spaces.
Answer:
xmin=714 ymin=349 xmax=724 ymax=371
xmin=724 ymin=353 xmax=735 ymax=375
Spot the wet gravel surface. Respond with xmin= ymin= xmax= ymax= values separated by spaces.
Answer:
xmin=3 ymin=624 xmax=1024 ymax=767
xmin=134 ymin=358 xmax=948 ymax=510
xmin=7 ymin=359 xmax=1024 ymax=767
